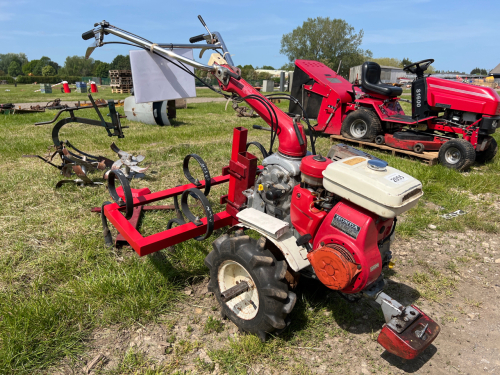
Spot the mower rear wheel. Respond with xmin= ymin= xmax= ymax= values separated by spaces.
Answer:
xmin=438 ymin=139 xmax=475 ymax=171
xmin=341 ymin=109 xmax=382 ymax=142
xmin=205 ymin=231 xmax=296 ymax=342
xmin=475 ymin=138 xmax=498 ymax=163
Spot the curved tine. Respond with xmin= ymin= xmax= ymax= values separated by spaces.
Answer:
xmin=133 ymin=155 xmax=145 ymax=163
xmin=129 ymin=165 xmax=149 ymax=174
xmin=110 ymin=142 xmax=128 ymax=158
xmin=65 ymin=140 xmax=100 ymax=159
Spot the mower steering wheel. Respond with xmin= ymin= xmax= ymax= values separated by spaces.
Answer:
xmin=403 ymin=59 xmax=435 ymax=77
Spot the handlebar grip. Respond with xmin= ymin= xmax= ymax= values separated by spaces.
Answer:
xmin=227 ymin=71 xmax=241 ymax=80
xmin=198 ymin=15 xmax=207 ymax=27
xmin=82 ymin=30 xmax=95 ymax=40
xmin=189 ymin=34 xmax=205 ymax=43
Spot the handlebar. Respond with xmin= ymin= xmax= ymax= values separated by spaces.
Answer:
xmin=82 ymin=30 xmax=95 ymax=40
xmin=189 ymin=34 xmax=205 ymax=43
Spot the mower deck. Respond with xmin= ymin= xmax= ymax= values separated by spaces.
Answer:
xmin=330 ymin=134 xmax=439 ymax=165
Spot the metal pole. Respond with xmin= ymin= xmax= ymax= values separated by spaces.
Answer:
xmin=105 ymin=28 xmax=216 ymax=72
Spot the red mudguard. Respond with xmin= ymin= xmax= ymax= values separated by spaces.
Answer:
xmin=377 ymin=305 xmax=440 ymax=359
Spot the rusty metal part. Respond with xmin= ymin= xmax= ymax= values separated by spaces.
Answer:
xmin=105 ymin=142 xmax=148 ymax=180
xmin=74 ymin=98 xmax=107 ymax=108
xmin=226 ymin=98 xmax=258 ymax=118
xmin=220 ymin=280 xmax=250 ymax=302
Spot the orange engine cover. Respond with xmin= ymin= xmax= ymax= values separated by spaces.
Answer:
xmin=307 ymin=244 xmax=360 ymax=290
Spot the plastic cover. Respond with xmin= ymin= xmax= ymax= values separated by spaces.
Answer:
xmin=130 ymin=49 xmax=196 ymax=104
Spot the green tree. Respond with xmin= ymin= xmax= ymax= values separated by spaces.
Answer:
xmin=59 ymin=56 xmax=94 ymax=76
xmin=280 ymin=62 xmax=295 ymax=71
xmin=280 ymin=17 xmax=371 ymax=77
xmin=371 ymin=57 xmax=402 ymax=68
xmin=22 ymin=60 xmax=38 ymax=75
xmin=110 ymin=55 xmax=131 ymax=70
xmin=0 ymin=53 xmax=28 ymax=74
xmin=42 ymin=65 xmax=56 ymax=76
xmin=93 ymin=61 xmax=110 ymax=77
xmin=260 ymin=65 xmax=275 ymax=70
xmin=8 ymin=61 xmax=21 ymax=76
xmin=401 ymin=57 xmax=412 ymax=67
xmin=236 ymin=64 xmax=257 ymax=80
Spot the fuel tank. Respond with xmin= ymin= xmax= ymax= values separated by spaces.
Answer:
xmin=426 ymin=77 xmax=500 ymax=115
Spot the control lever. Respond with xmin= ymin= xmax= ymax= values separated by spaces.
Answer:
xmin=197 ymin=15 xmax=213 ymax=42
xmin=296 ymin=234 xmax=313 ymax=252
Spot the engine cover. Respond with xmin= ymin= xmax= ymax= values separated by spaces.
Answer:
xmin=313 ymin=199 xmax=394 ymax=293
xmin=307 ymin=244 xmax=361 ymax=290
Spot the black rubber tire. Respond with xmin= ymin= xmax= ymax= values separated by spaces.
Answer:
xmin=413 ymin=143 xmax=425 ymax=153
xmin=475 ymin=137 xmax=498 ymax=163
xmin=341 ymin=108 xmax=382 ymax=142
xmin=438 ymin=139 xmax=476 ymax=171
xmin=205 ymin=231 xmax=297 ymax=342
xmin=375 ymin=135 xmax=385 ymax=145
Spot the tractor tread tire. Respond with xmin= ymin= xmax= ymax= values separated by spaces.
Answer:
xmin=341 ymin=108 xmax=382 ymax=142
xmin=205 ymin=233 xmax=295 ymax=342
xmin=438 ymin=139 xmax=476 ymax=171
xmin=475 ymin=138 xmax=498 ymax=163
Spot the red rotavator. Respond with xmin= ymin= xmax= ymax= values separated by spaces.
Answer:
xmin=82 ymin=16 xmax=440 ymax=359
xmin=289 ymin=59 xmax=500 ymax=170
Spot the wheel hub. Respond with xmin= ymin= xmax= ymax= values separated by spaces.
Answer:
xmin=218 ymin=260 xmax=259 ymax=320
xmin=444 ymin=147 xmax=461 ymax=164
xmin=350 ymin=119 xmax=368 ymax=138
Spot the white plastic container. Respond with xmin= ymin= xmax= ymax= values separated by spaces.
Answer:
xmin=124 ymin=96 xmax=170 ymax=126
xmin=322 ymin=157 xmax=423 ymax=218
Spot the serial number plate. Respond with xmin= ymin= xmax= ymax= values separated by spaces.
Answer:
xmin=385 ymin=173 xmax=408 ymax=184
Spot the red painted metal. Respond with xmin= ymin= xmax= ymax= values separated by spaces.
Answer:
xmin=377 ymin=305 xmax=440 ymax=359
xmin=384 ymin=134 xmax=446 ymax=152
xmin=217 ymin=65 xmax=307 ymax=157
xmin=299 ymin=155 xmax=332 ymax=179
xmin=312 ymin=200 xmax=393 ymax=293
xmin=103 ymin=173 xmax=231 ymax=256
xmin=290 ymin=185 xmax=328 ymax=239
xmin=426 ymin=76 xmax=500 ymax=116
xmin=225 ymin=127 xmax=258 ymax=222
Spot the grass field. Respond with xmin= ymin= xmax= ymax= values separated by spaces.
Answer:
xmin=0 ymin=94 xmax=499 ymax=374
xmin=0 ymin=84 xmax=226 ymax=104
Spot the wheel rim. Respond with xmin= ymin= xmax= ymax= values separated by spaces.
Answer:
xmin=218 ymin=260 xmax=259 ymax=320
xmin=350 ymin=119 xmax=368 ymax=138
xmin=445 ymin=147 xmax=461 ymax=164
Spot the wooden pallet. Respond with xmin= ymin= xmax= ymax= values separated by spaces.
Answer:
xmin=110 ymin=84 xmax=133 ymax=88
xmin=330 ymin=134 xmax=439 ymax=165
xmin=111 ymin=88 xmax=132 ymax=94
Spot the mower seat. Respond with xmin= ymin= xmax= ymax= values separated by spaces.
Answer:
xmin=361 ymin=62 xmax=403 ymax=97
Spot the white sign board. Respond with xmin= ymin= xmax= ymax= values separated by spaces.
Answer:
xmin=130 ymin=49 xmax=196 ymax=104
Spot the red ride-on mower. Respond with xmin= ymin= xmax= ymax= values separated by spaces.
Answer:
xmin=83 ymin=16 xmax=440 ymax=359
xmin=289 ymin=59 xmax=500 ymax=170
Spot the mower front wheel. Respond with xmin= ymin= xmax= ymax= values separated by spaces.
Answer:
xmin=475 ymin=138 xmax=498 ymax=163
xmin=341 ymin=109 xmax=382 ymax=142
xmin=205 ymin=231 xmax=296 ymax=342
xmin=438 ymin=139 xmax=475 ymax=171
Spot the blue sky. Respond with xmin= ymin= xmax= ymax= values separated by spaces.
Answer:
xmin=0 ymin=0 xmax=498 ymax=72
